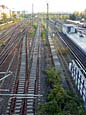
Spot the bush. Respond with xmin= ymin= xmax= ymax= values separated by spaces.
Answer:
xmin=37 ymin=67 xmax=85 ymax=115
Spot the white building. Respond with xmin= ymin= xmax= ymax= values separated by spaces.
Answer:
xmin=0 ymin=5 xmax=11 ymax=19
xmin=69 ymin=60 xmax=86 ymax=104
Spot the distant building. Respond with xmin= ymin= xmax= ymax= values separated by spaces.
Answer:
xmin=12 ymin=11 xmax=21 ymax=18
xmin=0 ymin=5 xmax=11 ymax=19
xmin=12 ymin=10 xmax=29 ymax=18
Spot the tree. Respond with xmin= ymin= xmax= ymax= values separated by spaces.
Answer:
xmin=11 ymin=12 xmax=17 ymax=22
xmin=69 ymin=13 xmax=76 ymax=20
xmin=2 ymin=13 xmax=7 ymax=22
xmin=46 ymin=67 xmax=61 ymax=86
xmin=82 ymin=9 xmax=86 ymax=18
xmin=12 ymin=12 xmax=17 ymax=19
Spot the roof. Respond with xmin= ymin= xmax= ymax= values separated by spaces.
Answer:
xmin=63 ymin=24 xmax=77 ymax=28
xmin=67 ymin=32 xmax=86 ymax=53
xmin=67 ymin=19 xmax=80 ymax=24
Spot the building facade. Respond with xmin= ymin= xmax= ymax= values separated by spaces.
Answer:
xmin=69 ymin=60 xmax=86 ymax=105
xmin=0 ymin=5 xmax=11 ymax=19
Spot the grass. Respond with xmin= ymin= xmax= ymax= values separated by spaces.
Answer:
xmin=0 ymin=22 xmax=16 ymax=31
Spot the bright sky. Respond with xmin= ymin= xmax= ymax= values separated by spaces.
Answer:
xmin=0 ymin=0 xmax=86 ymax=13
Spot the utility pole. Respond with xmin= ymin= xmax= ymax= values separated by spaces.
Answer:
xmin=47 ymin=3 xmax=49 ymax=20
xmin=32 ymin=3 xmax=34 ymax=26
xmin=46 ymin=3 xmax=49 ymax=45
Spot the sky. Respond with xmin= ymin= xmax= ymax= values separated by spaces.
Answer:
xmin=0 ymin=0 xmax=86 ymax=13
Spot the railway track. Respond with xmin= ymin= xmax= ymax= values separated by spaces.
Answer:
xmin=2 ymin=22 xmax=41 ymax=115
xmin=0 ymin=20 xmax=25 ymax=40
xmin=0 ymin=20 xmax=30 ymax=66
xmin=55 ymin=39 xmax=78 ymax=94
xmin=48 ymin=22 xmax=80 ymax=93
xmin=49 ymin=19 xmax=86 ymax=70
xmin=0 ymin=20 xmax=29 ymax=55
xmin=0 ymin=34 xmax=23 ymax=114
xmin=55 ymin=30 xmax=86 ymax=70
xmin=0 ymin=20 xmax=32 ymax=114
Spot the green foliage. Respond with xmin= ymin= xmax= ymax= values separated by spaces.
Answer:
xmin=33 ymin=22 xmax=37 ymax=29
xmin=58 ymin=48 xmax=69 ymax=55
xmin=41 ymin=23 xmax=46 ymax=41
xmin=29 ymin=31 xmax=35 ymax=38
xmin=69 ymin=14 xmax=76 ymax=20
xmin=0 ymin=40 xmax=4 ymax=45
xmin=46 ymin=67 xmax=61 ymax=86
xmin=29 ymin=27 xmax=35 ymax=38
xmin=37 ymin=104 xmax=46 ymax=115
xmin=58 ymin=25 xmax=62 ymax=32
xmin=0 ymin=22 xmax=15 ymax=31
xmin=59 ymin=15 xmax=69 ymax=20
xmin=2 ymin=13 xmax=7 ymax=22
xmin=41 ymin=30 xmax=46 ymax=40
xmin=37 ymin=67 xmax=85 ymax=115
xmin=12 ymin=13 xmax=17 ymax=19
